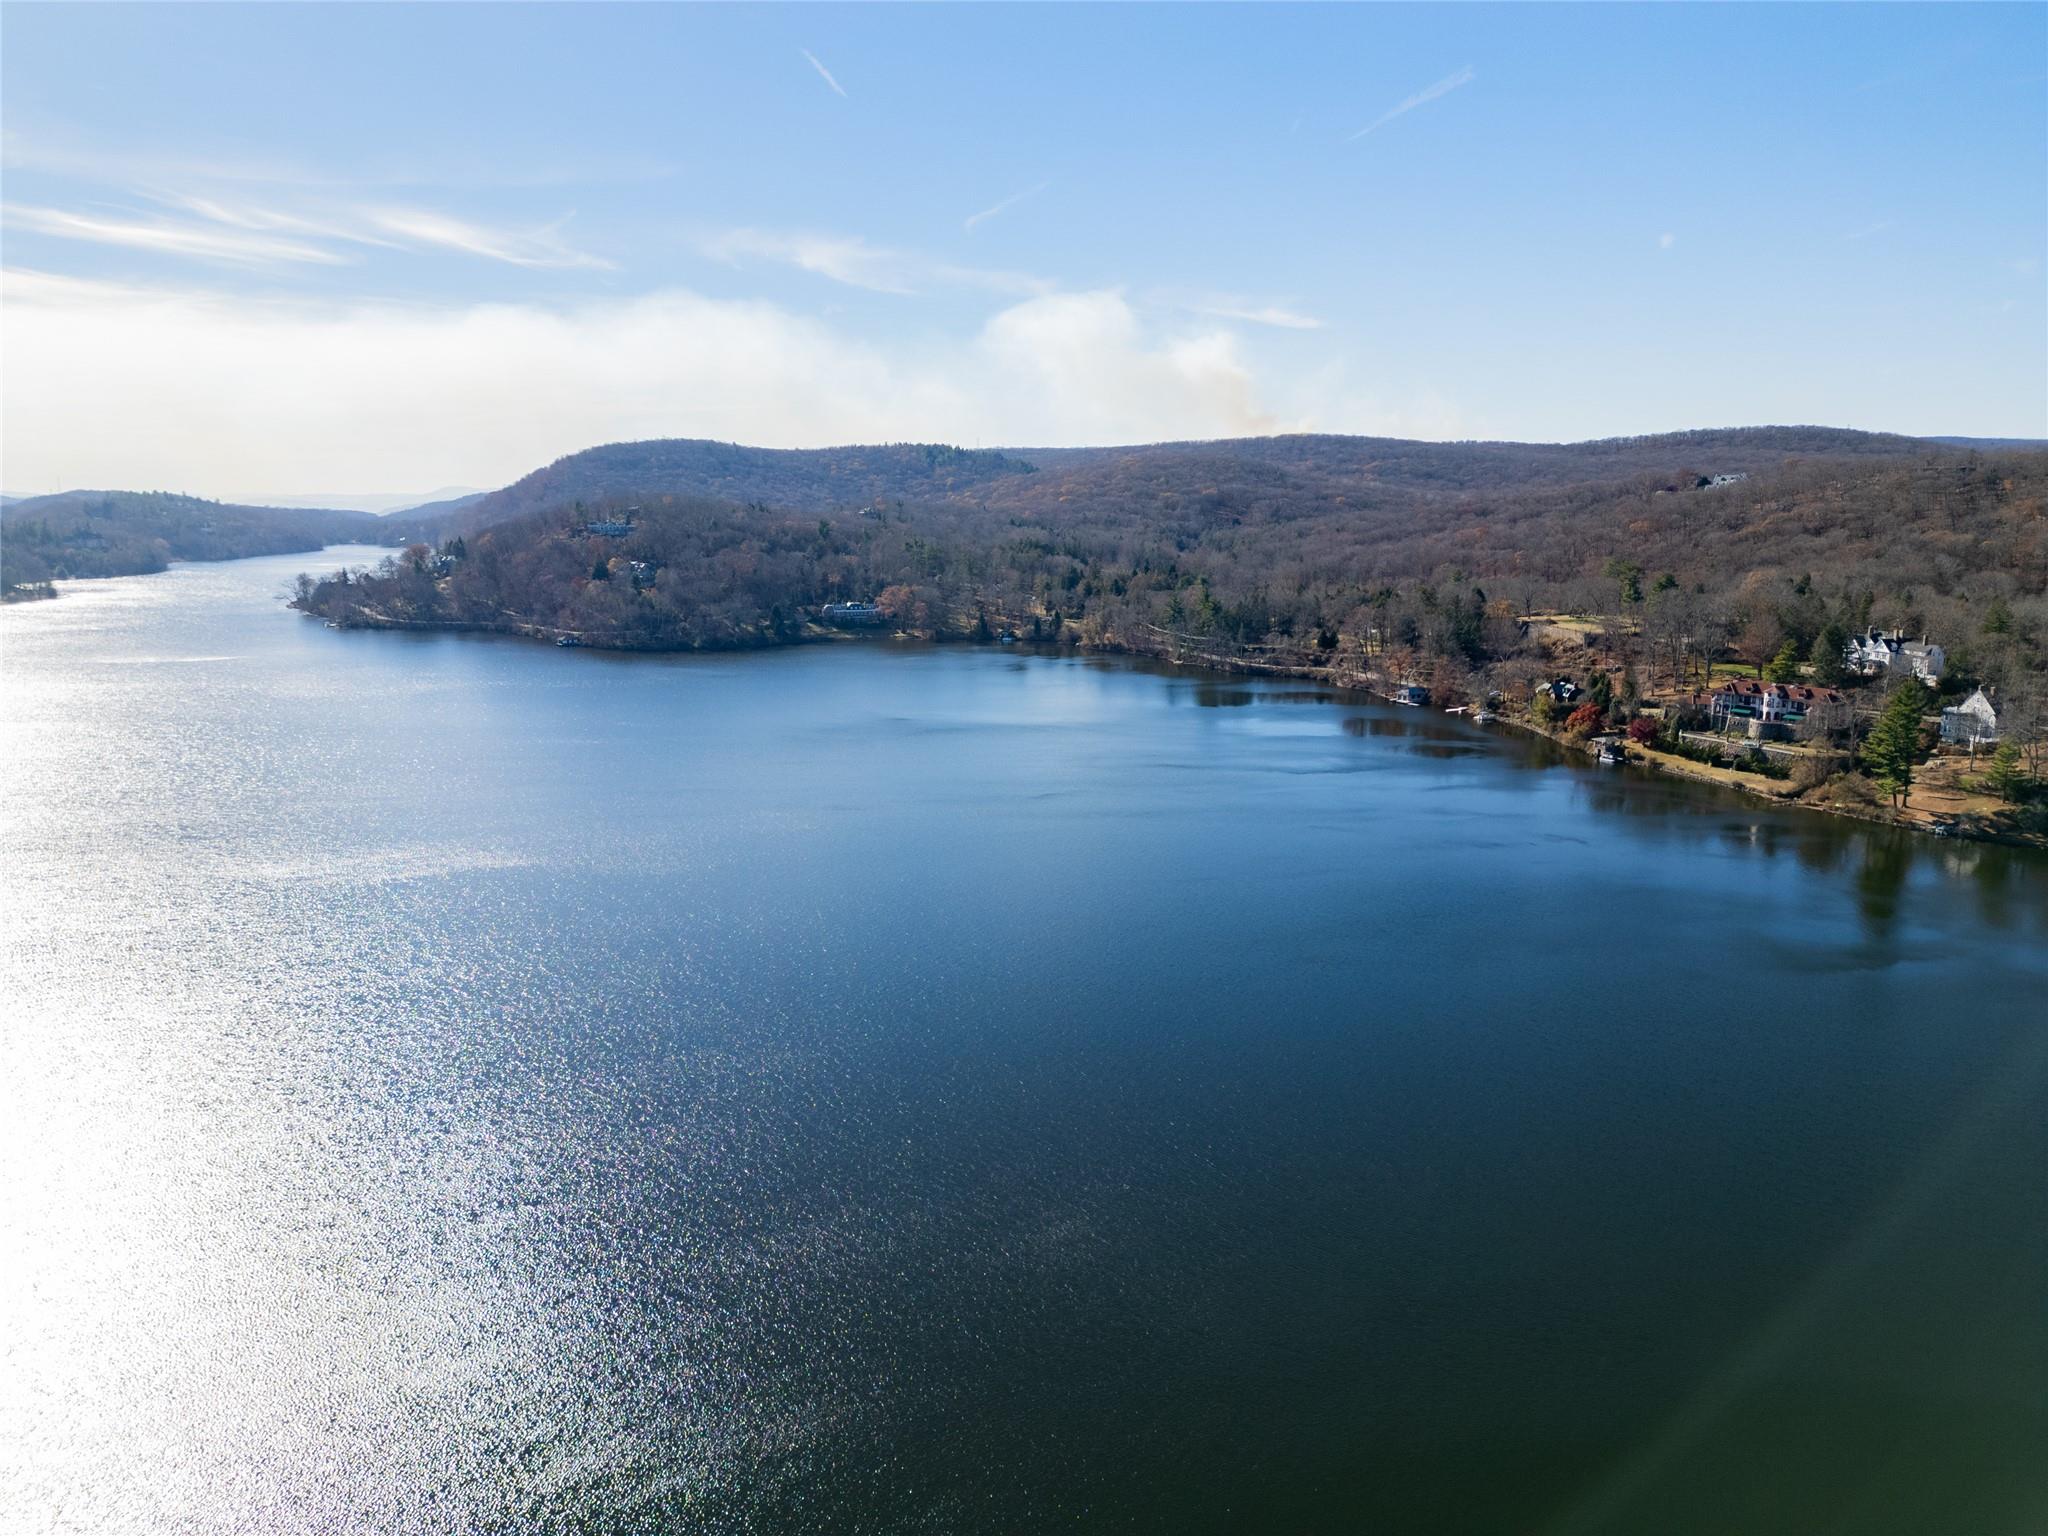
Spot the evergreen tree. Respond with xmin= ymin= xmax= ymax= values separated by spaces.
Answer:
xmin=1766 ymin=639 xmax=1802 ymax=683
xmin=1863 ymin=684 xmax=1924 ymax=808
xmin=1808 ymin=623 xmax=1848 ymax=686
xmin=1984 ymin=739 xmax=2028 ymax=803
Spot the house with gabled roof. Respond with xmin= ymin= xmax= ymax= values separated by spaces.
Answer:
xmin=1940 ymin=687 xmax=2000 ymax=748
xmin=1845 ymin=628 xmax=1944 ymax=685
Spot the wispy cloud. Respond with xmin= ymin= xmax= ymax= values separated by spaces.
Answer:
xmin=1658 ymin=232 xmax=1677 ymax=251
xmin=361 ymin=207 xmax=613 ymax=269
xmin=154 ymin=193 xmax=401 ymax=249
xmin=703 ymin=229 xmax=915 ymax=294
xmin=1347 ymin=65 xmax=1476 ymax=141
xmin=3 ymin=130 xmax=676 ymax=193
xmin=1204 ymin=304 xmax=1323 ymax=331
xmin=7 ymin=190 xmax=613 ymax=271
xmin=702 ymin=228 xmax=1049 ymax=297
xmin=1844 ymin=220 xmax=1895 ymax=242
xmin=1 ymin=202 xmax=350 ymax=266
xmin=1171 ymin=292 xmax=1325 ymax=330
xmin=801 ymin=48 xmax=848 ymax=99
xmin=964 ymin=182 xmax=1048 ymax=233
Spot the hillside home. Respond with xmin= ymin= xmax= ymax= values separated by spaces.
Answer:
xmin=1940 ymin=688 xmax=2001 ymax=748
xmin=1844 ymin=628 xmax=1945 ymax=684
xmin=822 ymin=601 xmax=889 ymax=627
xmin=1705 ymin=678 xmax=1853 ymax=739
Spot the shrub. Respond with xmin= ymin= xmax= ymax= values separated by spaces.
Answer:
xmin=1739 ymin=748 xmax=1792 ymax=780
xmin=1565 ymin=702 xmax=1603 ymax=737
xmin=1626 ymin=716 xmax=1659 ymax=746
xmin=1790 ymin=756 xmax=1836 ymax=792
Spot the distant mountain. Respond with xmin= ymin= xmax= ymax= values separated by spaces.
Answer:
xmin=404 ymin=426 xmax=1952 ymax=542
xmin=409 ymin=440 xmax=1040 ymax=537
xmin=245 ymin=486 xmax=487 ymax=514
xmin=1 ymin=490 xmax=392 ymax=592
xmin=391 ymin=489 xmax=488 ymax=523
xmin=1923 ymin=436 xmax=2048 ymax=450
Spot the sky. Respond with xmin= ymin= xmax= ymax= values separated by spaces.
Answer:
xmin=2 ymin=2 xmax=2044 ymax=503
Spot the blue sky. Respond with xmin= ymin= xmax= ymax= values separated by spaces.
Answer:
xmin=3 ymin=2 xmax=2043 ymax=501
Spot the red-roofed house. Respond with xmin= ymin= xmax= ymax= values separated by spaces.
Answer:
xmin=1703 ymin=678 xmax=1853 ymax=739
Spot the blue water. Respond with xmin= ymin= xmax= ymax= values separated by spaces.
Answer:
xmin=4 ymin=548 xmax=2044 ymax=1534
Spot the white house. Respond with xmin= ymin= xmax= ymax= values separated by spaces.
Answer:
xmin=1844 ymin=629 xmax=1945 ymax=685
xmin=1940 ymin=688 xmax=2000 ymax=748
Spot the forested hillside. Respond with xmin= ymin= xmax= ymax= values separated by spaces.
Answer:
xmin=402 ymin=440 xmax=1040 ymax=539
xmin=399 ymin=426 xmax=1948 ymax=542
xmin=297 ymin=432 xmax=2048 ymax=744
xmin=1 ymin=491 xmax=388 ymax=592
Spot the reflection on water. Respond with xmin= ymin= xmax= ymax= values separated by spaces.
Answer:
xmin=3 ymin=550 xmax=2045 ymax=1536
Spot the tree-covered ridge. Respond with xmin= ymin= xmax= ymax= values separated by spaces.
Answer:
xmin=1 ymin=490 xmax=385 ymax=590
xmin=399 ymin=426 xmax=1969 ymax=546
xmin=298 ymin=441 xmax=2048 ymax=727
xmin=406 ymin=439 xmax=1040 ymax=540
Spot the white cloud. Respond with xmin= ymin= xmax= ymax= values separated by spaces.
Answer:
xmin=1658 ymin=232 xmax=1677 ymax=250
xmin=800 ymin=49 xmax=848 ymax=98
xmin=1 ymin=271 xmax=1340 ymax=495
xmin=964 ymin=182 xmax=1047 ymax=233
xmin=1347 ymin=66 xmax=1476 ymax=141
xmin=701 ymin=228 xmax=1049 ymax=297
xmin=1 ymin=202 xmax=351 ymax=266
xmin=976 ymin=292 xmax=1284 ymax=442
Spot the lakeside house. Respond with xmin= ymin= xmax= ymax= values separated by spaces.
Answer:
xmin=1940 ymin=687 xmax=2001 ymax=748
xmin=1393 ymin=684 xmax=1430 ymax=707
xmin=1538 ymin=679 xmax=1582 ymax=706
xmin=1845 ymin=628 xmax=1945 ymax=684
xmin=822 ymin=600 xmax=889 ymax=627
xmin=1702 ymin=678 xmax=1853 ymax=739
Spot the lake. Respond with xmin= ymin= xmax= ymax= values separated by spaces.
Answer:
xmin=3 ymin=547 xmax=2044 ymax=1535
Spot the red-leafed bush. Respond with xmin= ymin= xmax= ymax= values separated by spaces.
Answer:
xmin=1627 ymin=716 xmax=1660 ymax=746
xmin=1565 ymin=703 xmax=1603 ymax=737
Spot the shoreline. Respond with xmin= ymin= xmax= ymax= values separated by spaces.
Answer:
xmin=307 ymin=603 xmax=2046 ymax=852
